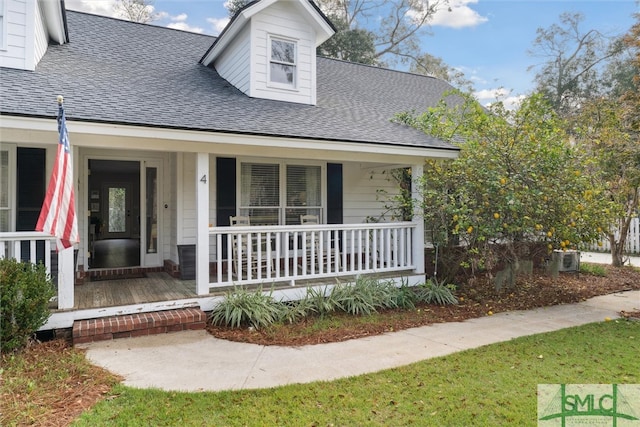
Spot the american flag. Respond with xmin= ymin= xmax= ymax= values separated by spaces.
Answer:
xmin=36 ymin=98 xmax=79 ymax=250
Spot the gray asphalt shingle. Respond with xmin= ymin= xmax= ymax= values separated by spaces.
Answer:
xmin=0 ymin=11 xmax=459 ymax=152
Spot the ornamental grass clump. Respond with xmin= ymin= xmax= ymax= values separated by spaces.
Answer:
xmin=386 ymin=279 xmax=417 ymax=310
xmin=209 ymin=287 xmax=282 ymax=329
xmin=0 ymin=258 xmax=56 ymax=353
xmin=331 ymin=276 xmax=398 ymax=315
xmin=416 ymin=279 xmax=458 ymax=306
xmin=302 ymin=286 xmax=338 ymax=316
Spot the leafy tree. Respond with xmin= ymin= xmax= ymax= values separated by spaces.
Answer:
xmin=574 ymin=99 xmax=640 ymax=266
xmin=528 ymin=12 xmax=624 ymax=116
xmin=410 ymin=52 xmax=474 ymax=91
xmin=225 ymin=0 xmax=249 ymax=17
xmin=113 ymin=0 xmax=157 ymax=23
xmin=316 ymin=15 xmax=376 ymax=65
xmin=324 ymin=0 xmax=448 ymax=67
xmin=573 ymin=12 xmax=640 ymax=266
xmin=396 ymin=92 xmax=610 ymax=282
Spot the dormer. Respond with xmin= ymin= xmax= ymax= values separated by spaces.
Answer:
xmin=0 ymin=0 xmax=68 ymax=71
xmin=201 ymin=0 xmax=335 ymax=105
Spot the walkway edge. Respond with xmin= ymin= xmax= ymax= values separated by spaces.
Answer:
xmin=81 ymin=290 xmax=640 ymax=392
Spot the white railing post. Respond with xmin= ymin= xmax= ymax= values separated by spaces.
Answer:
xmin=57 ymin=247 xmax=75 ymax=309
xmin=195 ymin=153 xmax=210 ymax=295
xmin=412 ymin=163 xmax=425 ymax=275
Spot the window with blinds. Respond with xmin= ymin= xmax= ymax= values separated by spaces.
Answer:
xmin=240 ymin=163 xmax=280 ymax=225
xmin=286 ymin=165 xmax=321 ymax=225
xmin=239 ymin=162 xmax=323 ymax=225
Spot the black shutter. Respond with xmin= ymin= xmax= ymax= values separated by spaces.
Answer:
xmin=17 ymin=148 xmax=46 ymax=262
xmin=327 ymin=163 xmax=343 ymax=224
xmin=216 ymin=157 xmax=236 ymax=226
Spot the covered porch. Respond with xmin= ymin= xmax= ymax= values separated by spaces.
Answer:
xmin=2 ymin=216 xmax=424 ymax=329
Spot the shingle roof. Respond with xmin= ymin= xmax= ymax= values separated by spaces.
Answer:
xmin=0 ymin=11 xmax=459 ymax=152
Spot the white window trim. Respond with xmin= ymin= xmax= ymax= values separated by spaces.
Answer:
xmin=267 ymin=34 xmax=298 ymax=91
xmin=237 ymin=158 xmax=327 ymax=225
xmin=1 ymin=144 xmax=17 ymax=232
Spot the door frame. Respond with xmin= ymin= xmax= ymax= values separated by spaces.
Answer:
xmin=83 ymin=153 xmax=164 ymax=269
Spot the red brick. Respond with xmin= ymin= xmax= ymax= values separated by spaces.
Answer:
xmin=186 ymin=322 xmax=206 ymax=330
xmin=166 ymin=324 xmax=185 ymax=332
xmin=148 ymin=326 xmax=167 ymax=335
xmin=112 ymin=331 xmax=132 ymax=339
xmin=73 ymin=336 xmax=95 ymax=345
xmin=130 ymin=329 xmax=149 ymax=338
xmin=91 ymin=333 xmax=114 ymax=342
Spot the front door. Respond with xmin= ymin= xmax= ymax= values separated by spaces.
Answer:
xmin=88 ymin=159 xmax=140 ymax=268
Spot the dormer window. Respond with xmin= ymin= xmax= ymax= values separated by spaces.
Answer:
xmin=269 ymin=36 xmax=296 ymax=89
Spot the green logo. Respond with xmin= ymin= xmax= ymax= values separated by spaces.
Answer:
xmin=538 ymin=384 xmax=640 ymax=426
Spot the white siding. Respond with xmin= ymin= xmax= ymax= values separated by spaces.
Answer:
xmin=343 ymin=163 xmax=401 ymax=224
xmin=214 ymin=24 xmax=251 ymax=95
xmin=249 ymin=2 xmax=316 ymax=104
xmin=180 ymin=153 xmax=197 ymax=245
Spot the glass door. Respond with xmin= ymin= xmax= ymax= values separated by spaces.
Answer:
xmin=102 ymin=183 xmax=132 ymax=239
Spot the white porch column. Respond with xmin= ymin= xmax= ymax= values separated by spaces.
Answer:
xmin=411 ymin=163 xmax=425 ymax=275
xmin=196 ymin=153 xmax=210 ymax=295
xmin=57 ymin=247 xmax=75 ymax=309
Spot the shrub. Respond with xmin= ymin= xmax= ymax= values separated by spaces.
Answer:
xmin=209 ymin=287 xmax=282 ymax=329
xmin=1 ymin=258 xmax=56 ymax=353
xmin=416 ymin=279 xmax=458 ymax=306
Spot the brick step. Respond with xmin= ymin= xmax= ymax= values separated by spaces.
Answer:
xmin=72 ymin=308 xmax=207 ymax=344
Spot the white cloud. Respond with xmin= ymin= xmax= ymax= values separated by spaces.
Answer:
xmin=474 ymin=88 xmax=525 ymax=110
xmin=207 ymin=17 xmax=230 ymax=35
xmin=65 ymin=0 xmax=118 ymax=17
xmin=167 ymin=22 xmax=204 ymax=33
xmin=173 ymin=13 xmax=188 ymax=22
xmin=431 ymin=0 xmax=488 ymax=29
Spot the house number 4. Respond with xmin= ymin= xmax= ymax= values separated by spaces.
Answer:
xmin=200 ymin=174 xmax=207 ymax=183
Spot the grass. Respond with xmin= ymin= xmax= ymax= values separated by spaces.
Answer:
xmin=580 ymin=262 xmax=607 ymax=277
xmin=67 ymin=320 xmax=640 ymax=426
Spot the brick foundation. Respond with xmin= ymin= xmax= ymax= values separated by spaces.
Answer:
xmin=72 ymin=308 xmax=207 ymax=344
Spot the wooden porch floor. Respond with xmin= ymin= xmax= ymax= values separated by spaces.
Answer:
xmin=74 ymin=272 xmax=197 ymax=310
xmin=72 ymin=270 xmax=415 ymax=310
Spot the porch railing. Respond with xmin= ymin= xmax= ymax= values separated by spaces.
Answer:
xmin=209 ymin=222 xmax=416 ymax=288
xmin=0 ymin=232 xmax=75 ymax=309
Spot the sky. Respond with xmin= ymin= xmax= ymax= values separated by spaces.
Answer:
xmin=65 ymin=0 xmax=638 ymax=108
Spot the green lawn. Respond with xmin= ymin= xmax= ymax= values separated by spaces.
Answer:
xmin=73 ymin=320 xmax=639 ymax=426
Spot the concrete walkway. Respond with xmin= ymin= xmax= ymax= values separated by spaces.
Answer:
xmin=80 ymin=290 xmax=640 ymax=392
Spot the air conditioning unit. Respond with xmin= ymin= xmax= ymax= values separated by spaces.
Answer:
xmin=553 ymin=250 xmax=580 ymax=272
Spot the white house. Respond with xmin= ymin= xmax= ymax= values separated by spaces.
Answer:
xmin=0 ymin=0 xmax=459 ymax=333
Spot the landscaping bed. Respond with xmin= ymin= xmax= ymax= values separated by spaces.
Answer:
xmin=207 ymin=264 xmax=640 ymax=346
